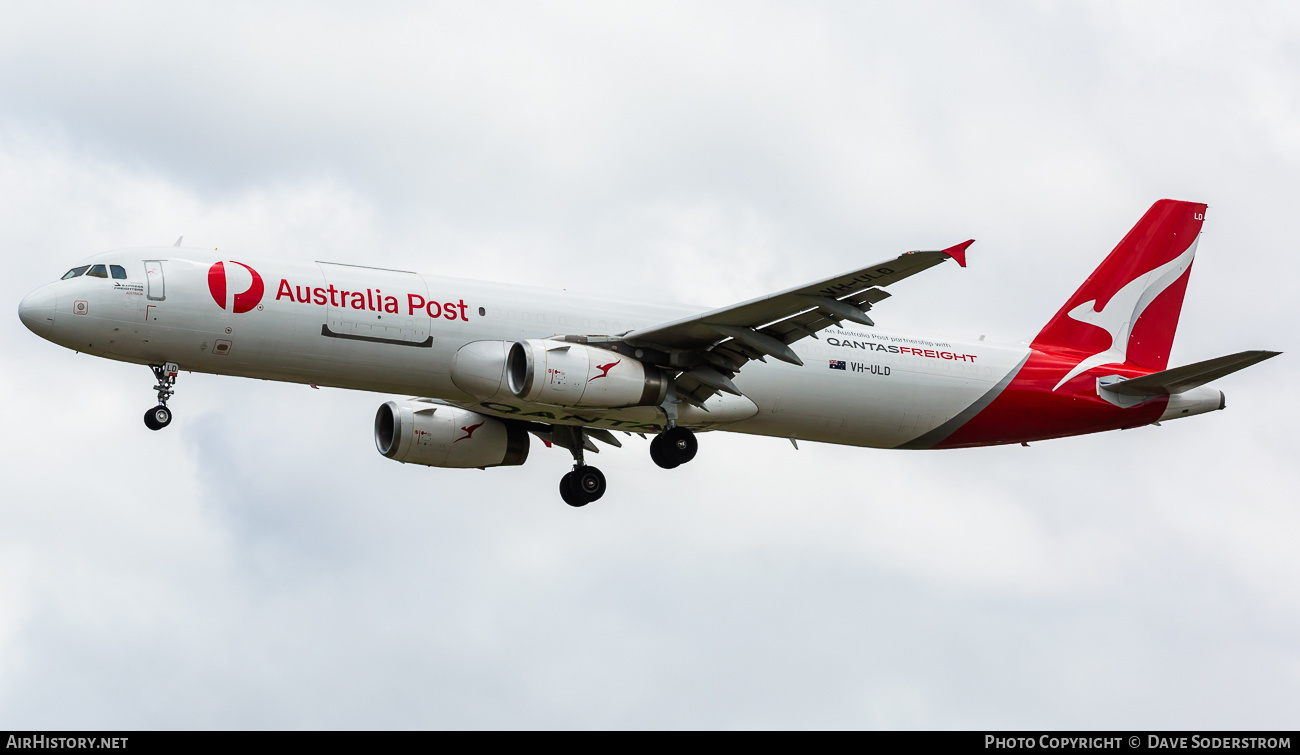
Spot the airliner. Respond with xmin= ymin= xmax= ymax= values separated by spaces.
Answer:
xmin=17 ymin=200 xmax=1278 ymax=506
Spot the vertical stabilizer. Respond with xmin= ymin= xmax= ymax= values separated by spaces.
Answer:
xmin=1033 ymin=199 xmax=1206 ymax=390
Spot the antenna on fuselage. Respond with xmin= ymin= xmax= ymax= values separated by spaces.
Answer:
xmin=173 ymin=236 xmax=183 ymax=247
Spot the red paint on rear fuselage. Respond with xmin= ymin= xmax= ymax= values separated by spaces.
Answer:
xmin=935 ymin=348 xmax=1167 ymax=448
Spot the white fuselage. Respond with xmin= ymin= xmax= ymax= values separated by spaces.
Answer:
xmin=22 ymin=247 xmax=1032 ymax=448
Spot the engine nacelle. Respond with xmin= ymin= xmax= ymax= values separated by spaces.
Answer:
xmin=505 ymin=339 xmax=668 ymax=408
xmin=374 ymin=401 xmax=529 ymax=468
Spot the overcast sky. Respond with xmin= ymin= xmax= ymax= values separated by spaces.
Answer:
xmin=2 ymin=1 xmax=1298 ymax=729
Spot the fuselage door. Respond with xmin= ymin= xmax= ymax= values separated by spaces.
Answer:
xmin=144 ymin=260 xmax=166 ymax=301
xmin=316 ymin=262 xmax=432 ymax=347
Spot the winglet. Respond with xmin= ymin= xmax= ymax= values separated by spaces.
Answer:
xmin=173 ymin=236 xmax=183 ymax=247
xmin=941 ymin=239 xmax=974 ymax=267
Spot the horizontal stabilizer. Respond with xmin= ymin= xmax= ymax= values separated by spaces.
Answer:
xmin=1108 ymin=350 xmax=1280 ymax=396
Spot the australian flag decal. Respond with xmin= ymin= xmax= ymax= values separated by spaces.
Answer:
xmin=829 ymin=360 xmax=846 ymax=370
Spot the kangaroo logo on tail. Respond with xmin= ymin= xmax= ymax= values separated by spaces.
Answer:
xmin=1053 ymin=238 xmax=1199 ymax=390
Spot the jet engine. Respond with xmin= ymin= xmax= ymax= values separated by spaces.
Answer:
xmin=374 ymin=400 xmax=529 ymax=468
xmin=506 ymin=339 xmax=668 ymax=408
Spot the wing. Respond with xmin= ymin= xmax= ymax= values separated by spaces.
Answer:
xmin=615 ymin=241 xmax=973 ymax=408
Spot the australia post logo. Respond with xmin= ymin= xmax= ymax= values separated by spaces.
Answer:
xmin=208 ymin=261 xmax=265 ymax=314
xmin=274 ymin=278 xmax=471 ymax=321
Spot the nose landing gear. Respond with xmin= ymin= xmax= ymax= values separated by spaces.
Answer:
xmin=143 ymin=363 xmax=178 ymax=431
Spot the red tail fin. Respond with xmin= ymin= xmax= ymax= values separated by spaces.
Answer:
xmin=1033 ymin=200 xmax=1206 ymax=388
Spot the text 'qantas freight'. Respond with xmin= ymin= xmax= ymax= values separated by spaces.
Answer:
xmin=18 ymin=200 xmax=1280 ymax=506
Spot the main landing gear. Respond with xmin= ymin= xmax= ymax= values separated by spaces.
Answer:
xmin=553 ymin=413 xmax=700 ymax=506
xmin=648 ymin=384 xmax=698 ymax=470
xmin=554 ymin=426 xmax=608 ymax=507
xmin=650 ymin=425 xmax=697 ymax=469
xmin=548 ymin=387 xmax=699 ymax=506
xmin=560 ymin=465 xmax=607 ymax=508
xmin=143 ymin=362 xmax=178 ymax=431
xmin=553 ymin=425 xmax=699 ymax=506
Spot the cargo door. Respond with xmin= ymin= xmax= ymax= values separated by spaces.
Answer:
xmin=316 ymin=262 xmax=432 ymax=348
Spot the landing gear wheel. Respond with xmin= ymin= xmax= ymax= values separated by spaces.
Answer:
xmin=574 ymin=465 xmax=606 ymax=502
xmin=560 ymin=472 xmax=588 ymax=507
xmin=651 ymin=426 xmax=697 ymax=468
xmin=554 ymin=427 xmax=607 ymax=506
xmin=663 ymin=426 xmax=698 ymax=463
xmin=144 ymin=404 xmax=172 ymax=431
xmin=650 ymin=435 xmax=680 ymax=469
xmin=560 ymin=466 xmax=606 ymax=506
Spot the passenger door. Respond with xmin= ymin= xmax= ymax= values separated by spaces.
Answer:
xmin=144 ymin=260 xmax=165 ymax=301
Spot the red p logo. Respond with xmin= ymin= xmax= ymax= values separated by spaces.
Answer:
xmin=208 ymin=261 xmax=264 ymax=313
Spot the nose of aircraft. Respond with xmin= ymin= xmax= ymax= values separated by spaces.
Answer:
xmin=18 ymin=285 xmax=57 ymax=339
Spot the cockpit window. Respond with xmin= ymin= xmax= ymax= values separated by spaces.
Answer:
xmin=110 ymin=265 xmax=127 ymax=279
xmin=85 ymin=264 xmax=108 ymax=279
xmin=61 ymin=266 xmax=90 ymax=280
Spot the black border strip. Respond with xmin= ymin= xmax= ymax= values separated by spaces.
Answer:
xmin=0 ymin=731 xmax=1292 ymax=749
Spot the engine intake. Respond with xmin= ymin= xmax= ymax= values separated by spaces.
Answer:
xmin=375 ymin=400 xmax=529 ymax=468
xmin=506 ymin=339 xmax=668 ymax=408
